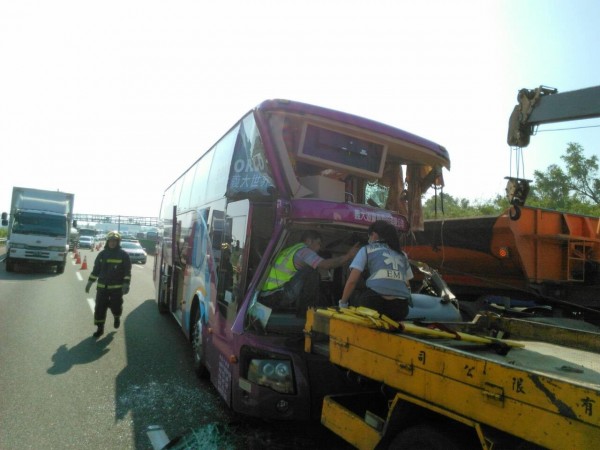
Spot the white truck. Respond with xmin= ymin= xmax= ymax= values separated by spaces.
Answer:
xmin=2 ymin=187 xmax=76 ymax=274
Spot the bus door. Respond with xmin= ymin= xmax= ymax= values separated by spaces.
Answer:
xmin=172 ymin=209 xmax=195 ymax=327
xmin=205 ymin=200 xmax=250 ymax=404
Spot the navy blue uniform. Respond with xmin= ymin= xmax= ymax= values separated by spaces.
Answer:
xmin=88 ymin=246 xmax=132 ymax=328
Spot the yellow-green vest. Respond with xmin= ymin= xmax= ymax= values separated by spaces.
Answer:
xmin=263 ymin=243 xmax=306 ymax=291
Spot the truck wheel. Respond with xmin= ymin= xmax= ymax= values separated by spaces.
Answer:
xmin=56 ymin=262 xmax=65 ymax=274
xmin=191 ymin=306 xmax=209 ymax=379
xmin=5 ymin=257 xmax=14 ymax=272
xmin=388 ymin=425 xmax=463 ymax=450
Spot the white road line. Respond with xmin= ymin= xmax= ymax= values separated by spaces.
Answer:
xmin=86 ymin=298 xmax=95 ymax=313
xmin=76 ymin=272 xmax=83 ymax=281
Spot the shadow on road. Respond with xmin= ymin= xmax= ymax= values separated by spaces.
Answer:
xmin=47 ymin=333 xmax=115 ymax=375
xmin=114 ymin=299 xmax=238 ymax=449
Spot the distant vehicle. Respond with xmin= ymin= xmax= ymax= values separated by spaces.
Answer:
xmin=77 ymin=236 xmax=95 ymax=249
xmin=146 ymin=231 xmax=158 ymax=240
xmin=2 ymin=187 xmax=76 ymax=273
xmin=78 ymin=228 xmax=97 ymax=238
xmin=69 ymin=227 xmax=80 ymax=251
xmin=121 ymin=240 xmax=147 ymax=264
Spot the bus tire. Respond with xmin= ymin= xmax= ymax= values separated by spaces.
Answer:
xmin=157 ymin=270 xmax=170 ymax=314
xmin=191 ymin=306 xmax=209 ymax=379
xmin=388 ymin=424 xmax=463 ymax=450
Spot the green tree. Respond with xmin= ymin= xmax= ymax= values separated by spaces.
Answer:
xmin=423 ymin=143 xmax=600 ymax=219
xmin=528 ymin=143 xmax=600 ymax=216
xmin=423 ymin=193 xmax=506 ymax=219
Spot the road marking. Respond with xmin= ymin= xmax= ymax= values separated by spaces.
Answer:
xmin=76 ymin=272 xmax=83 ymax=281
xmin=86 ymin=298 xmax=95 ymax=313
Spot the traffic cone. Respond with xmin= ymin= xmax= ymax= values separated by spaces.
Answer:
xmin=76 ymin=253 xmax=81 ymax=264
xmin=81 ymin=256 xmax=88 ymax=270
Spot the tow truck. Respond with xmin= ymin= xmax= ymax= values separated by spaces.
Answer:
xmin=304 ymin=306 xmax=600 ymax=449
xmin=302 ymin=86 xmax=600 ymax=449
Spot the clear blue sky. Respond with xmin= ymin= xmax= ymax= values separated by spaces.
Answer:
xmin=1 ymin=0 xmax=598 ymax=217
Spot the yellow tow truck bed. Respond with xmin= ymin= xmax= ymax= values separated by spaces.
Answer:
xmin=305 ymin=308 xmax=600 ymax=450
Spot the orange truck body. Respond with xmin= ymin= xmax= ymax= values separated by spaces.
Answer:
xmin=406 ymin=206 xmax=600 ymax=311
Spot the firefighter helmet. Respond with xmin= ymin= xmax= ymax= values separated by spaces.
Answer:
xmin=106 ymin=231 xmax=121 ymax=241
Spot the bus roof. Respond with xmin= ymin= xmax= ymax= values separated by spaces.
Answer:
xmin=257 ymin=99 xmax=450 ymax=169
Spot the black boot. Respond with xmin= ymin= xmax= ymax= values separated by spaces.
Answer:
xmin=93 ymin=326 xmax=104 ymax=338
xmin=114 ymin=317 xmax=120 ymax=329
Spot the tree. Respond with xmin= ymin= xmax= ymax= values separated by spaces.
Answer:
xmin=422 ymin=193 xmax=507 ymax=219
xmin=422 ymin=143 xmax=599 ymax=218
xmin=528 ymin=143 xmax=600 ymax=216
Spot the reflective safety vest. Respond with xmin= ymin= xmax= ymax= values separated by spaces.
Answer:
xmin=262 ymin=243 xmax=306 ymax=292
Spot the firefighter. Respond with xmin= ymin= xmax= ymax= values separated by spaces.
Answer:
xmin=85 ymin=231 xmax=132 ymax=338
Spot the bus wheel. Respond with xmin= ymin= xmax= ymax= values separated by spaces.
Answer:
xmin=191 ymin=307 xmax=209 ymax=379
xmin=388 ymin=425 xmax=463 ymax=450
xmin=157 ymin=271 xmax=169 ymax=314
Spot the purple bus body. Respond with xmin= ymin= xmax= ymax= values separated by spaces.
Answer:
xmin=156 ymin=98 xmax=452 ymax=422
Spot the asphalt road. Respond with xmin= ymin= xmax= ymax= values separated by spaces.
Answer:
xmin=0 ymin=250 xmax=351 ymax=450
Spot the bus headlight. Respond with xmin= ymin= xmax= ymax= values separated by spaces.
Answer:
xmin=247 ymin=359 xmax=294 ymax=394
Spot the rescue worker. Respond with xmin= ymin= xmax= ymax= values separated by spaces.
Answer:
xmin=85 ymin=231 xmax=132 ymax=338
xmin=339 ymin=220 xmax=413 ymax=321
xmin=260 ymin=230 xmax=359 ymax=315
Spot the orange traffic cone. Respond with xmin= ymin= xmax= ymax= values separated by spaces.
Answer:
xmin=76 ymin=253 xmax=81 ymax=264
xmin=81 ymin=256 xmax=88 ymax=270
